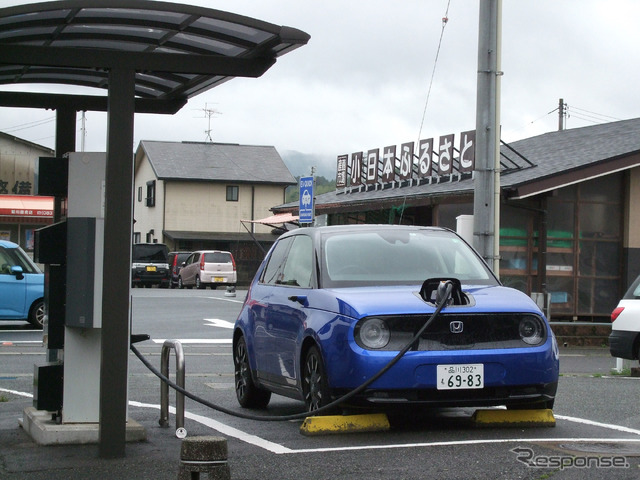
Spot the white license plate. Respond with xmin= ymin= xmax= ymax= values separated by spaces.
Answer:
xmin=437 ymin=363 xmax=484 ymax=390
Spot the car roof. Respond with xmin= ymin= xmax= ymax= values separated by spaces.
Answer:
xmin=279 ymin=224 xmax=451 ymax=241
xmin=0 ymin=239 xmax=19 ymax=248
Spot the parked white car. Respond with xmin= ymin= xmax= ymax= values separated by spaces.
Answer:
xmin=609 ymin=275 xmax=640 ymax=360
xmin=178 ymin=250 xmax=237 ymax=289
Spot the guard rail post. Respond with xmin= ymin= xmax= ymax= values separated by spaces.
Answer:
xmin=159 ymin=339 xmax=186 ymax=438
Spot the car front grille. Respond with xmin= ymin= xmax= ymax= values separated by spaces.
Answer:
xmin=358 ymin=313 xmax=547 ymax=351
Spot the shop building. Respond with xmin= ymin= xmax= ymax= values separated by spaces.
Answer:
xmin=273 ymin=118 xmax=640 ymax=321
xmin=0 ymin=132 xmax=55 ymax=251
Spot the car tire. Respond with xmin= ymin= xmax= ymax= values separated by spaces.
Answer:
xmin=178 ymin=277 xmax=184 ymax=289
xmin=28 ymin=299 xmax=45 ymax=329
xmin=234 ymin=336 xmax=271 ymax=408
xmin=302 ymin=345 xmax=332 ymax=412
xmin=196 ymin=276 xmax=204 ymax=290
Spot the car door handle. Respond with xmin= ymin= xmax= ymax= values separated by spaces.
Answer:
xmin=288 ymin=295 xmax=308 ymax=306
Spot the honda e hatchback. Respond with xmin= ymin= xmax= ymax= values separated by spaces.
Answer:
xmin=233 ymin=225 xmax=559 ymax=413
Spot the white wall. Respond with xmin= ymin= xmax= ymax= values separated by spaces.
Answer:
xmin=163 ymin=181 xmax=285 ymax=234
xmin=132 ymin=156 xmax=165 ymax=243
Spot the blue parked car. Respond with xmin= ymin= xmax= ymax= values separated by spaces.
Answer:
xmin=233 ymin=224 xmax=559 ymax=412
xmin=0 ymin=240 xmax=45 ymax=328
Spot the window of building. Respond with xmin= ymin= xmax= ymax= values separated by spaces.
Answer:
xmin=499 ymin=174 xmax=623 ymax=319
xmin=146 ymin=180 xmax=156 ymax=207
xmin=138 ymin=186 xmax=142 ymax=202
xmin=226 ymin=185 xmax=239 ymax=202
xmin=436 ymin=202 xmax=473 ymax=230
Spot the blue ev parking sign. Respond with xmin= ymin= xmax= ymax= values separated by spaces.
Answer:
xmin=299 ymin=176 xmax=314 ymax=223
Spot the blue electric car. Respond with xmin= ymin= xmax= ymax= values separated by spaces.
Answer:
xmin=0 ymin=240 xmax=45 ymax=328
xmin=233 ymin=225 xmax=559 ymax=412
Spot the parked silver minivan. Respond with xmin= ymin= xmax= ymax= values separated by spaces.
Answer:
xmin=178 ymin=250 xmax=237 ymax=289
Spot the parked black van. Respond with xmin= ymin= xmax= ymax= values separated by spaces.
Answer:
xmin=131 ymin=243 xmax=170 ymax=288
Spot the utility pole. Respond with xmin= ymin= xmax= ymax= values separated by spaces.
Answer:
xmin=558 ymin=98 xmax=566 ymax=131
xmin=474 ymin=0 xmax=502 ymax=274
xmin=80 ymin=111 xmax=86 ymax=152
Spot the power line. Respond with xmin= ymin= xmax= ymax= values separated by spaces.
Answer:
xmin=567 ymin=105 xmax=621 ymax=123
xmin=567 ymin=111 xmax=608 ymax=125
xmin=416 ymin=0 xmax=452 ymax=143
xmin=503 ymin=108 xmax=556 ymax=137
xmin=0 ymin=115 xmax=56 ymax=133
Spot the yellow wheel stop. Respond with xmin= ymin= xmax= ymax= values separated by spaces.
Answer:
xmin=471 ymin=408 xmax=555 ymax=427
xmin=300 ymin=413 xmax=390 ymax=436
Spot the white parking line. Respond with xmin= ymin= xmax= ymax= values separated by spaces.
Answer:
xmin=152 ymin=339 xmax=231 ymax=344
xmin=130 ymin=401 xmax=293 ymax=454
xmin=6 ymin=387 xmax=640 ymax=455
xmin=0 ymin=387 xmax=33 ymax=398
xmin=204 ymin=296 xmax=244 ymax=304
xmin=127 ymin=399 xmax=640 ymax=455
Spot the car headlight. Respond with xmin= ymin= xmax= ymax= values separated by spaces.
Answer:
xmin=358 ymin=317 xmax=390 ymax=349
xmin=519 ymin=316 xmax=544 ymax=345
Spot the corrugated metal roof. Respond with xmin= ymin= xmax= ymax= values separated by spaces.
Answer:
xmin=138 ymin=140 xmax=297 ymax=185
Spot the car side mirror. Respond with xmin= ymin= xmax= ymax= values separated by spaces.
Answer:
xmin=10 ymin=265 xmax=24 ymax=280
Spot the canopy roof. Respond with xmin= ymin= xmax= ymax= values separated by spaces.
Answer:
xmin=242 ymin=212 xmax=299 ymax=225
xmin=0 ymin=0 xmax=310 ymax=113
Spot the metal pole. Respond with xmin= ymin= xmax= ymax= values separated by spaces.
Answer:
xmin=474 ymin=0 xmax=502 ymax=273
xmin=493 ymin=0 xmax=502 ymax=276
xmin=99 ymin=67 xmax=135 ymax=459
xmin=160 ymin=339 xmax=186 ymax=437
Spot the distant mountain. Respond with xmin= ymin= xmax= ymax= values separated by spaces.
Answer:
xmin=280 ymin=150 xmax=336 ymax=180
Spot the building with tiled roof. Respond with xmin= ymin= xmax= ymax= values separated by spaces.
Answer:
xmin=133 ymin=140 xmax=297 ymax=284
xmin=273 ymin=118 xmax=640 ymax=321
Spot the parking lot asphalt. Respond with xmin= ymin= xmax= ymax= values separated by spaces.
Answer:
xmin=0 ymin=345 xmax=630 ymax=480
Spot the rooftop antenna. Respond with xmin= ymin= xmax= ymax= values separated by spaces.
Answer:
xmin=195 ymin=103 xmax=221 ymax=142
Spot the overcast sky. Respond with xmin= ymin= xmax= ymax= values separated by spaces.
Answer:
xmin=0 ymin=0 xmax=638 ymax=178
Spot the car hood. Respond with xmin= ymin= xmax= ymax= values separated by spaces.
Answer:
xmin=310 ymin=284 xmax=543 ymax=319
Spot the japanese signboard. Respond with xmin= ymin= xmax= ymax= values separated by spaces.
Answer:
xmin=335 ymin=130 xmax=476 ymax=191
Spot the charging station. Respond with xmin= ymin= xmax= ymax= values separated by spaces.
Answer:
xmin=62 ymin=152 xmax=106 ymax=423
xmin=26 ymin=151 xmax=144 ymax=444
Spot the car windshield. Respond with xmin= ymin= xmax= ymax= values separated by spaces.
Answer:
xmin=0 ymin=245 xmax=41 ymax=274
xmin=132 ymin=244 xmax=168 ymax=262
xmin=321 ymin=229 xmax=497 ymax=287
xmin=624 ymin=275 xmax=640 ymax=299
xmin=203 ymin=252 xmax=232 ymax=263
